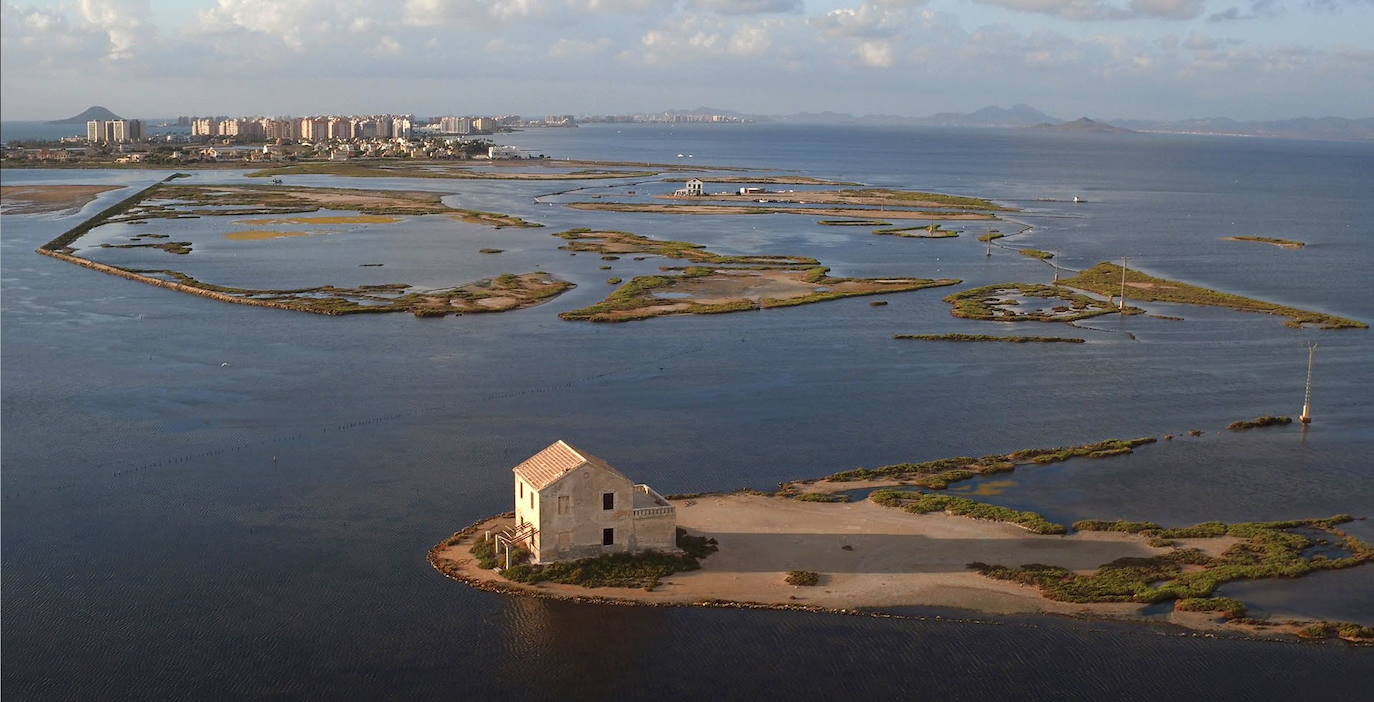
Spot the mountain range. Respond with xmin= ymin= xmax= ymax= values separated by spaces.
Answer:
xmin=669 ymin=104 xmax=1373 ymax=141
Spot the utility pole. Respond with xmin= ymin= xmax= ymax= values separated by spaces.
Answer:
xmin=1118 ymin=256 xmax=1129 ymax=310
xmin=1300 ymin=343 xmax=1317 ymax=424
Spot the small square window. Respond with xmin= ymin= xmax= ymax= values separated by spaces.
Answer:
xmin=602 ymin=528 xmax=614 ymax=546
xmin=602 ymin=492 xmax=615 ymax=510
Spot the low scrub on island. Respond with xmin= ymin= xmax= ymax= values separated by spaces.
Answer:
xmin=1227 ymin=415 xmax=1292 ymax=431
xmin=970 ymin=515 xmax=1372 ymax=606
xmin=894 ymin=333 xmax=1085 ymax=344
xmin=871 ymin=490 xmax=1066 ymax=535
xmin=1058 ymin=262 xmax=1365 ymax=329
xmin=474 ymin=527 xmax=719 ymax=590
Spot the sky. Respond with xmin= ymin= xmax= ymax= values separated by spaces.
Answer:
xmin=2 ymin=0 xmax=1372 ymax=121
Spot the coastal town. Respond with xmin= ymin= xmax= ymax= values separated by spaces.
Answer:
xmin=1 ymin=109 xmax=752 ymax=166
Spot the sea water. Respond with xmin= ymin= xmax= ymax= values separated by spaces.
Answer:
xmin=3 ymin=124 xmax=1372 ymax=699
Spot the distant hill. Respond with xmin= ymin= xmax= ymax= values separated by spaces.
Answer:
xmin=629 ymin=104 xmax=1373 ymax=141
xmin=1032 ymin=117 xmax=1135 ymax=134
xmin=48 ymin=106 xmax=121 ymax=124
xmin=920 ymin=104 xmax=1060 ymax=128
xmin=1111 ymin=115 xmax=1374 ymax=141
xmin=776 ymin=104 xmax=1062 ymax=128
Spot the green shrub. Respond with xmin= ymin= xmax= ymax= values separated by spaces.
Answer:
xmin=675 ymin=528 xmax=719 ymax=559
xmin=785 ymin=570 xmax=820 ymax=586
xmin=795 ymin=492 xmax=849 ymax=503
xmin=504 ymin=550 xmax=701 ymax=588
xmin=1176 ymin=597 xmax=1247 ymax=619
xmin=1072 ymin=520 xmax=1162 ymax=534
xmin=873 ymin=490 xmax=1066 ymax=534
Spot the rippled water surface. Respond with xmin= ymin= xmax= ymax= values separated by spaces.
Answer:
xmin=3 ymin=125 xmax=1372 ymax=699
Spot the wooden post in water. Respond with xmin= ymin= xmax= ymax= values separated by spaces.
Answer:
xmin=1300 ymin=343 xmax=1317 ymax=424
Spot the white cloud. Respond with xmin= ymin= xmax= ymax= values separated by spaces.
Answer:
xmin=694 ymin=0 xmax=802 ymax=14
xmin=811 ymin=1 xmax=923 ymax=39
xmin=77 ymin=0 xmax=153 ymax=60
xmin=369 ymin=35 xmax=401 ymax=57
xmin=548 ymin=37 xmax=613 ymax=57
xmin=970 ymin=0 xmax=1206 ymax=21
xmin=727 ymin=23 xmax=773 ymax=55
xmin=855 ymin=40 xmax=893 ymax=66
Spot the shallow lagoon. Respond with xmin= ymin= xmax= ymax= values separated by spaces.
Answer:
xmin=3 ymin=125 xmax=1373 ymax=698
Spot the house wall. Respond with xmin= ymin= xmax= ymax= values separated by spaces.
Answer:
xmin=523 ymin=464 xmax=638 ymax=563
xmin=513 ymin=474 xmax=541 ymax=559
xmin=628 ymin=511 xmax=676 ymax=552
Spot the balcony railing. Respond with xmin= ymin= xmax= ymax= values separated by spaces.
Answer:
xmin=632 ymin=484 xmax=675 ymax=519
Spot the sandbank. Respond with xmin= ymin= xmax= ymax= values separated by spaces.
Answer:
xmin=1 ymin=184 xmax=121 ymax=214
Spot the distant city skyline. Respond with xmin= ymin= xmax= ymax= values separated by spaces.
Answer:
xmin=3 ymin=0 xmax=1372 ymax=122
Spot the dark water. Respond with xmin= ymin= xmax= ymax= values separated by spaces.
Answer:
xmin=4 ymin=125 xmax=1373 ymax=699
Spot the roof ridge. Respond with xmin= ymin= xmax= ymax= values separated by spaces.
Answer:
xmin=555 ymin=438 xmax=588 ymax=463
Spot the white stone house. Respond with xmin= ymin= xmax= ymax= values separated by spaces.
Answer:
xmin=508 ymin=440 xmax=677 ymax=564
xmin=673 ymin=178 xmax=705 ymax=196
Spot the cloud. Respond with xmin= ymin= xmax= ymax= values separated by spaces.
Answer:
xmin=1208 ymin=0 xmax=1280 ymax=21
xmin=192 ymin=0 xmax=342 ymax=51
xmin=77 ymin=0 xmax=153 ymax=60
xmin=368 ymin=35 xmax=401 ymax=57
xmin=855 ymin=40 xmax=894 ymax=66
xmin=970 ymin=0 xmax=1205 ymax=21
xmin=694 ymin=0 xmax=802 ymax=14
xmin=547 ymin=37 xmax=613 ymax=57
xmin=810 ymin=1 xmax=924 ymax=39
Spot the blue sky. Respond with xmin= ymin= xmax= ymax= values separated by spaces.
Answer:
xmin=3 ymin=0 xmax=1372 ymax=121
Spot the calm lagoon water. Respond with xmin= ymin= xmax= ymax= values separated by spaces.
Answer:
xmin=3 ymin=125 xmax=1373 ymax=699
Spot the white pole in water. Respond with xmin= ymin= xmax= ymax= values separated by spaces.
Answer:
xmin=1118 ymin=256 xmax=1129 ymax=310
xmin=1301 ymin=343 xmax=1317 ymax=424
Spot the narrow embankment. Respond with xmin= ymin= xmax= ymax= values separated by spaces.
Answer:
xmin=32 ymin=173 xmax=346 ymax=316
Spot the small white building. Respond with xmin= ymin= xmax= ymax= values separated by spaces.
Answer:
xmin=673 ymin=178 xmax=704 ymax=197
xmin=508 ymin=440 xmax=677 ymax=564
xmin=488 ymin=145 xmax=523 ymax=160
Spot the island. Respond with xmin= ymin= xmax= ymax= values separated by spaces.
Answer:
xmin=32 ymin=176 xmax=570 ymax=317
xmin=1223 ymin=236 xmax=1305 ymax=249
xmin=1032 ymin=117 xmax=1136 ymax=134
xmin=551 ymin=228 xmax=959 ymax=322
xmin=1058 ymin=262 xmax=1365 ymax=329
xmin=430 ymin=433 xmax=1373 ymax=645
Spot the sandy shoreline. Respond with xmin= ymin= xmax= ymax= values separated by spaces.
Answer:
xmin=428 ymin=494 xmax=1362 ymax=643
xmin=1 ymin=184 xmax=121 ymax=214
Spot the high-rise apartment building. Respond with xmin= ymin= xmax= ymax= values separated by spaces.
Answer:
xmin=86 ymin=119 xmax=144 ymax=143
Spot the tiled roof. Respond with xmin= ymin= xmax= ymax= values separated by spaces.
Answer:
xmin=512 ymin=440 xmax=627 ymax=491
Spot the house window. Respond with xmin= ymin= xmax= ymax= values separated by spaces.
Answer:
xmin=529 ymin=492 xmax=535 ymax=509
xmin=519 ymin=482 xmax=523 ymax=498
xmin=602 ymin=492 xmax=615 ymax=510
xmin=558 ymin=495 xmax=570 ymax=515
xmin=602 ymin=528 xmax=614 ymax=546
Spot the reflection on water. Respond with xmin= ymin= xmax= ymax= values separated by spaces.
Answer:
xmin=236 ymin=215 xmax=404 ymax=225
xmin=948 ymin=479 xmax=1016 ymax=496
xmin=225 ymin=229 xmax=313 ymax=240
